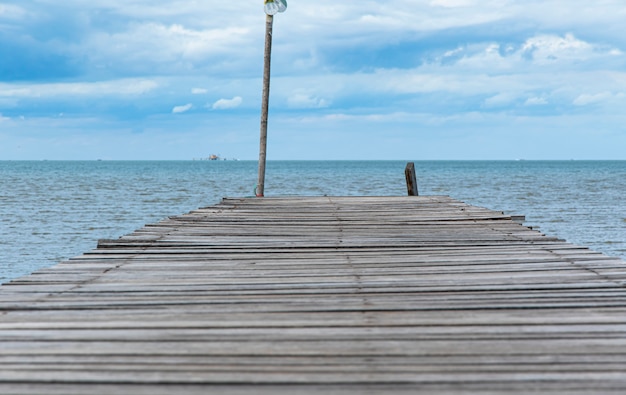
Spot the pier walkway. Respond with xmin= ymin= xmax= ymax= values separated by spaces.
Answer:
xmin=1 ymin=196 xmax=626 ymax=394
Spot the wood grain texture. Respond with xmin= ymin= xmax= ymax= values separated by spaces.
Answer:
xmin=1 ymin=195 xmax=625 ymax=394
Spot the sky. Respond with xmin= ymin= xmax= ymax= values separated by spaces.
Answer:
xmin=1 ymin=0 xmax=626 ymax=160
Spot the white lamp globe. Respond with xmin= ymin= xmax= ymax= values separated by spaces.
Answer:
xmin=264 ymin=0 xmax=287 ymax=15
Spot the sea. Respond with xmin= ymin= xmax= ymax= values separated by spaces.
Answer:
xmin=1 ymin=160 xmax=625 ymax=284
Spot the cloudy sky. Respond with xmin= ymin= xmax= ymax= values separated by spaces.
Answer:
xmin=1 ymin=1 xmax=625 ymax=160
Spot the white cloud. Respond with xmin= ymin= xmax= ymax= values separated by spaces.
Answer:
xmin=430 ymin=0 xmax=473 ymax=8
xmin=295 ymin=112 xmax=413 ymax=124
xmin=88 ymin=23 xmax=252 ymax=71
xmin=211 ymin=96 xmax=242 ymax=110
xmin=525 ymin=97 xmax=548 ymax=106
xmin=573 ymin=92 xmax=619 ymax=106
xmin=58 ymin=1 xmax=250 ymax=22
xmin=0 ymin=4 xmax=25 ymax=19
xmin=436 ymin=33 xmax=621 ymax=74
xmin=521 ymin=33 xmax=593 ymax=63
xmin=287 ymin=94 xmax=330 ymax=109
xmin=0 ymin=79 xmax=158 ymax=98
xmin=484 ymin=93 xmax=517 ymax=108
xmin=172 ymin=103 xmax=193 ymax=113
xmin=4 ymin=0 xmax=626 ymax=160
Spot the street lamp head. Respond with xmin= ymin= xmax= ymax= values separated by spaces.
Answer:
xmin=264 ymin=0 xmax=287 ymax=15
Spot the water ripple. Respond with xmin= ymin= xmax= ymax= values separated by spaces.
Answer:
xmin=1 ymin=160 xmax=625 ymax=283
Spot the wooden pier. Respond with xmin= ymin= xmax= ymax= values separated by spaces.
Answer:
xmin=1 ymin=196 xmax=626 ymax=394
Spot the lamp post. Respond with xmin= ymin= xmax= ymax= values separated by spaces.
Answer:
xmin=257 ymin=0 xmax=287 ymax=197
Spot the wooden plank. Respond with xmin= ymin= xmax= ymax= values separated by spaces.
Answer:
xmin=1 ymin=196 xmax=626 ymax=394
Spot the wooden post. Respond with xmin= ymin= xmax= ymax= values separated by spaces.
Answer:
xmin=405 ymin=162 xmax=418 ymax=196
xmin=257 ymin=13 xmax=274 ymax=198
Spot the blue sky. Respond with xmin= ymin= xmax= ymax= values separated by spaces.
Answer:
xmin=1 ymin=1 xmax=625 ymax=160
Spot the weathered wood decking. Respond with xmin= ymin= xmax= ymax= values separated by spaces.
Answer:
xmin=1 ymin=196 xmax=626 ymax=394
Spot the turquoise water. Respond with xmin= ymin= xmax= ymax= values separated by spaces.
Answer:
xmin=1 ymin=160 xmax=625 ymax=283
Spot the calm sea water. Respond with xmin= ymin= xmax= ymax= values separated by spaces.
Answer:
xmin=1 ymin=160 xmax=625 ymax=283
